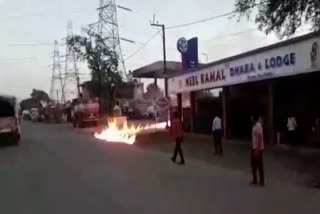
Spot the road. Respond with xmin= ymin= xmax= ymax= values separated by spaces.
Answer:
xmin=0 ymin=122 xmax=319 ymax=214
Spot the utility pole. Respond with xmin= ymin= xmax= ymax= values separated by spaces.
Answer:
xmin=151 ymin=16 xmax=169 ymax=128
xmin=150 ymin=18 xmax=167 ymax=97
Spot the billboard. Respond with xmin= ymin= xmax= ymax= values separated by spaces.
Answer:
xmin=177 ymin=37 xmax=199 ymax=71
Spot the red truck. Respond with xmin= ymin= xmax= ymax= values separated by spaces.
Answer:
xmin=72 ymin=97 xmax=100 ymax=128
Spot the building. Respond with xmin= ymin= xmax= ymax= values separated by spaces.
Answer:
xmin=168 ymin=32 xmax=320 ymax=144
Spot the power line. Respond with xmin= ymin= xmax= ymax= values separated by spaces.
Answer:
xmin=3 ymin=8 xmax=96 ymax=19
xmin=166 ymin=2 xmax=265 ymax=30
xmin=125 ymin=30 xmax=160 ymax=61
xmin=8 ymin=43 xmax=52 ymax=47
xmin=203 ymin=28 xmax=257 ymax=41
xmin=0 ymin=57 xmax=38 ymax=61
xmin=125 ymin=28 xmax=257 ymax=62
xmin=166 ymin=11 xmax=236 ymax=30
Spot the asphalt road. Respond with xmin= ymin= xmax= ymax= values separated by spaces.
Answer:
xmin=0 ymin=122 xmax=319 ymax=214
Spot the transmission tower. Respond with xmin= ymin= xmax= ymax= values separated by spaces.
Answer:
xmin=63 ymin=21 xmax=80 ymax=100
xmin=50 ymin=40 xmax=65 ymax=103
xmin=89 ymin=0 xmax=133 ymax=78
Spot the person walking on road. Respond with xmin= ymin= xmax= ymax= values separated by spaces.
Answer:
xmin=212 ymin=115 xmax=223 ymax=155
xmin=171 ymin=112 xmax=185 ymax=165
xmin=250 ymin=115 xmax=265 ymax=187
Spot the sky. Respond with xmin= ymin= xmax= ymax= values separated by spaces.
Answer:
xmin=0 ymin=0 xmax=307 ymax=100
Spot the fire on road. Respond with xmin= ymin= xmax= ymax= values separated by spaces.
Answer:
xmin=94 ymin=120 xmax=168 ymax=145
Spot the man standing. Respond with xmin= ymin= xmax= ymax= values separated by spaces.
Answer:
xmin=250 ymin=116 xmax=265 ymax=187
xmin=171 ymin=112 xmax=185 ymax=165
xmin=212 ymin=115 xmax=223 ymax=155
xmin=113 ymin=101 xmax=122 ymax=117
xmin=287 ymin=115 xmax=298 ymax=144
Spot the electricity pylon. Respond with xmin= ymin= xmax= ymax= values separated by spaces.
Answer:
xmin=49 ymin=40 xmax=65 ymax=103
xmin=88 ymin=0 xmax=134 ymax=78
xmin=62 ymin=21 xmax=80 ymax=100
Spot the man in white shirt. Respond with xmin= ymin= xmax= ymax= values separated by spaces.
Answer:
xmin=250 ymin=115 xmax=265 ymax=186
xmin=212 ymin=115 xmax=223 ymax=155
xmin=113 ymin=102 xmax=122 ymax=117
xmin=287 ymin=116 xmax=297 ymax=144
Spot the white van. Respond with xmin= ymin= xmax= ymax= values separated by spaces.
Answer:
xmin=0 ymin=95 xmax=21 ymax=145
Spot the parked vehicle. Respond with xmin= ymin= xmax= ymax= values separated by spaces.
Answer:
xmin=22 ymin=110 xmax=31 ymax=121
xmin=44 ymin=104 xmax=63 ymax=123
xmin=0 ymin=95 xmax=21 ymax=145
xmin=73 ymin=98 xmax=100 ymax=128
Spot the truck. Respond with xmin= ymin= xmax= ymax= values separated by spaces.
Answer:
xmin=72 ymin=97 xmax=100 ymax=128
xmin=44 ymin=104 xmax=63 ymax=123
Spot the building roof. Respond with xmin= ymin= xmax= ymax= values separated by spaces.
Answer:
xmin=131 ymin=60 xmax=208 ymax=78
xmin=131 ymin=61 xmax=183 ymax=78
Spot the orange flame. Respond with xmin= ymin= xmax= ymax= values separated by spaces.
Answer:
xmin=94 ymin=120 xmax=168 ymax=145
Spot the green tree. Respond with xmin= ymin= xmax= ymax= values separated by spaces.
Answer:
xmin=235 ymin=0 xmax=320 ymax=38
xmin=68 ymin=29 xmax=123 ymax=113
xmin=20 ymin=89 xmax=50 ymax=111
xmin=30 ymin=89 xmax=50 ymax=101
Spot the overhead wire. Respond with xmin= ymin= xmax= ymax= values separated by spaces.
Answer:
xmin=124 ymin=30 xmax=161 ymax=61
xmin=3 ymin=8 xmax=97 ymax=19
xmin=166 ymin=11 xmax=236 ymax=30
xmin=203 ymin=28 xmax=258 ymax=41
xmin=124 ymin=28 xmax=259 ymax=63
xmin=8 ymin=43 xmax=52 ymax=47
xmin=166 ymin=2 xmax=265 ymax=30
xmin=123 ymin=3 xmax=265 ymax=59
xmin=0 ymin=57 xmax=38 ymax=61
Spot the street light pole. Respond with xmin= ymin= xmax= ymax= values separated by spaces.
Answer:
xmin=201 ymin=52 xmax=208 ymax=63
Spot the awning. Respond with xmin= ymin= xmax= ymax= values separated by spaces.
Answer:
xmin=131 ymin=61 xmax=183 ymax=78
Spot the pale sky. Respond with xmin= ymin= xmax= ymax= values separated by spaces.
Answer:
xmin=0 ymin=0 xmax=297 ymax=100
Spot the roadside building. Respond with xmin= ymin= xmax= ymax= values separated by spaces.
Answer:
xmin=168 ymin=32 xmax=320 ymax=144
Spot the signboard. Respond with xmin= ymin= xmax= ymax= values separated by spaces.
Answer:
xmin=153 ymin=97 xmax=170 ymax=111
xmin=177 ymin=37 xmax=188 ymax=53
xmin=153 ymin=97 xmax=170 ymax=123
xmin=177 ymin=37 xmax=199 ymax=71
xmin=169 ymin=36 xmax=320 ymax=94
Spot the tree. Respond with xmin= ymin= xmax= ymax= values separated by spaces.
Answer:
xmin=235 ymin=0 xmax=320 ymax=38
xmin=30 ymin=89 xmax=50 ymax=102
xmin=20 ymin=89 xmax=50 ymax=111
xmin=68 ymin=29 xmax=123 ymax=113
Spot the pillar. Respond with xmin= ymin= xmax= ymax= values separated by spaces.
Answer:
xmin=177 ymin=93 xmax=182 ymax=121
xmin=190 ymin=91 xmax=196 ymax=133
xmin=267 ymin=82 xmax=274 ymax=144
xmin=222 ymin=87 xmax=229 ymax=139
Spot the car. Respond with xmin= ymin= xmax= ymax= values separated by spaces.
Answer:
xmin=0 ymin=95 xmax=21 ymax=145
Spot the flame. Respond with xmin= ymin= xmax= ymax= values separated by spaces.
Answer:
xmin=94 ymin=120 xmax=168 ymax=145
